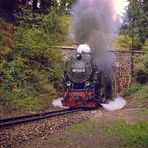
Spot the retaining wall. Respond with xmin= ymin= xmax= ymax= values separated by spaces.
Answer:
xmin=112 ymin=51 xmax=144 ymax=96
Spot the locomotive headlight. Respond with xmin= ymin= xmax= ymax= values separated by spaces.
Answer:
xmin=85 ymin=81 xmax=90 ymax=86
xmin=66 ymin=81 xmax=71 ymax=86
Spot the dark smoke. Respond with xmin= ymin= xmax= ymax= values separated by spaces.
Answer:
xmin=70 ymin=0 xmax=124 ymax=76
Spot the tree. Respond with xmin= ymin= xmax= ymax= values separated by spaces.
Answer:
xmin=57 ymin=0 xmax=75 ymax=15
xmin=127 ymin=0 xmax=148 ymax=50
xmin=0 ymin=0 xmax=19 ymax=21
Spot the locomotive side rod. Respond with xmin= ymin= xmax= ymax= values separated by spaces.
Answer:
xmin=0 ymin=108 xmax=82 ymax=129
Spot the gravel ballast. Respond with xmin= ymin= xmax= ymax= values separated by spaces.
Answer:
xmin=0 ymin=110 xmax=91 ymax=148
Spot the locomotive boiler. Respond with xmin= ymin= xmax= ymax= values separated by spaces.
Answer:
xmin=62 ymin=44 xmax=112 ymax=108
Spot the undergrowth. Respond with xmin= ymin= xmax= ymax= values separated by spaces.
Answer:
xmin=0 ymin=8 xmax=68 ymax=113
xmin=0 ymin=17 xmax=15 ymax=55
xmin=124 ymin=40 xmax=148 ymax=100
xmin=124 ymin=82 xmax=148 ymax=99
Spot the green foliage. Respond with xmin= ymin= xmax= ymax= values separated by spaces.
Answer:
xmin=0 ymin=48 xmax=62 ymax=111
xmin=15 ymin=7 xmax=67 ymax=48
xmin=124 ymin=0 xmax=148 ymax=50
xmin=71 ymin=121 xmax=96 ymax=133
xmin=112 ymin=35 xmax=132 ymax=50
xmin=124 ymin=82 xmax=142 ymax=97
xmin=0 ymin=18 xmax=15 ymax=55
xmin=0 ymin=5 xmax=70 ymax=112
xmin=143 ymin=40 xmax=148 ymax=51
xmin=69 ymin=119 xmax=148 ymax=148
xmin=133 ymin=54 xmax=148 ymax=84
xmin=124 ymin=82 xmax=148 ymax=99
xmin=104 ymin=120 xmax=148 ymax=148
xmin=53 ymin=0 xmax=75 ymax=15
xmin=125 ymin=41 xmax=148 ymax=98
xmin=131 ymin=83 xmax=148 ymax=100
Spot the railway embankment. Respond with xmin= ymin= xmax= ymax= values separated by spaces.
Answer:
xmin=0 ymin=109 xmax=90 ymax=148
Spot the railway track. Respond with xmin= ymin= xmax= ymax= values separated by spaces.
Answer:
xmin=0 ymin=108 xmax=82 ymax=129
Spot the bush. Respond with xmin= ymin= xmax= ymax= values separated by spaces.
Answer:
xmin=124 ymin=81 xmax=148 ymax=100
xmin=112 ymin=35 xmax=132 ymax=50
xmin=0 ymin=7 xmax=68 ymax=112
xmin=124 ymin=82 xmax=142 ymax=97
xmin=134 ymin=54 xmax=148 ymax=84
xmin=0 ymin=48 xmax=62 ymax=111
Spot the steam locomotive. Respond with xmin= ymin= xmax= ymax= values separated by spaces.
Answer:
xmin=62 ymin=44 xmax=112 ymax=108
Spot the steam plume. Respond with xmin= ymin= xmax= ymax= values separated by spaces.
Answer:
xmin=70 ymin=0 xmax=125 ymax=49
xmin=70 ymin=0 xmax=127 ymax=76
xmin=101 ymin=96 xmax=127 ymax=111
xmin=52 ymin=98 xmax=69 ymax=109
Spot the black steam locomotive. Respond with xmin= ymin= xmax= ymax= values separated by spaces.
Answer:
xmin=62 ymin=47 xmax=112 ymax=108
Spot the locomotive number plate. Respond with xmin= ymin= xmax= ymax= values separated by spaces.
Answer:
xmin=72 ymin=69 xmax=85 ymax=73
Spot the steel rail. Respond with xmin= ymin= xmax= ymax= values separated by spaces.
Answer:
xmin=0 ymin=108 xmax=81 ymax=129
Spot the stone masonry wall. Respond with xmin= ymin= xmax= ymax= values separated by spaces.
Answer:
xmin=112 ymin=51 xmax=144 ymax=96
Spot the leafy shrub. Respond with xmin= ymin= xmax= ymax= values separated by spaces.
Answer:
xmin=124 ymin=82 xmax=142 ymax=97
xmin=112 ymin=35 xmax=132 ymax=50
xmin=143 ymin=40 xmax=148 ymax=51
xmin=134 ymin=54 xmax=148 ymax=84
xmin=124 ymin=81 xmax=148 ymax=99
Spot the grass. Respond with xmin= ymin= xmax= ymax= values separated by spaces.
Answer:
xmin=59 ymin=119 xmax=148 ymax=148
xmin=70 ymin=120 xmax=148 ymax=148
xmin=71 ymin=121 xmax=96 ymax=133
xmin=104 ymin=120 xmax=148 ymax=148
xmin=131 ymin=84 xmax=148 ymax=100
xmin=13 ymin=97 xmax=43 ymax=111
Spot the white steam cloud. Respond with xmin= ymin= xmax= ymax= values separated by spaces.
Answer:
xmin=52 ymin=98 xmax=69 ymax=109
xmin=77 ymin=44 xmax=91 ymax=53
xmin=101 ymin=96 xmax=127 ymax=111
